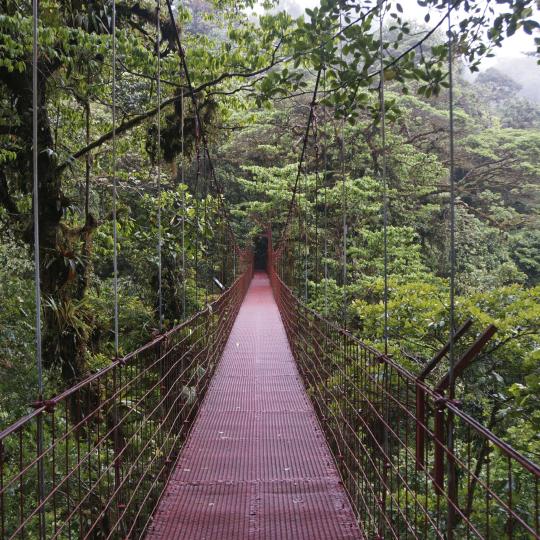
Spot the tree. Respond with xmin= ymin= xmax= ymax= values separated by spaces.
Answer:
xmin=1 ymin=0 xmax=538 ymax=387
xmin=476 ymin=67 xmax=522 ymax=105
xmin=0 ymin=0 xmax=287 ymax=383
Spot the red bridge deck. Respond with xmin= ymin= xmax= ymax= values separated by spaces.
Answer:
xmin=146 ymin=272 xmax=362 ymax=539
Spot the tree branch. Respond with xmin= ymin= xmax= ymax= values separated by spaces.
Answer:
xmin=117 ymin=59 xmax=182 ymax=88
xmin=192 ymin=38 xmax=285 ymax=95
xmin=56 ymin=94 xmax=180 ymax=174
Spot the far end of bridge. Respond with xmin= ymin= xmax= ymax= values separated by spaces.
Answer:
xmin=146 ymin=271 xmax=363 ymax=539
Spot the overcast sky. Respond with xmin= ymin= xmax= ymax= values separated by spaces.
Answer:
xmin=269 ymin=0 xmax=538 ymax=65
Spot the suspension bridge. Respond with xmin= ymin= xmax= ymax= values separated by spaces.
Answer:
xmin=1 ymin=0 xmax=540 ymax=539
xmin=2 ymin=240 xmax=540 ymax=539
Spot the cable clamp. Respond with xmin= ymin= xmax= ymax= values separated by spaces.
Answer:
xmin=30 ymin=399 xmax=57 ymax=412
xmin=434 ymin=395 xmax=447 ymax=411
xmin=112 ymin=354 xmax=127 ymax=366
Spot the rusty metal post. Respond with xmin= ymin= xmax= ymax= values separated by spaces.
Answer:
xmin=434 ymin=400 xmax=445 ymax=494
xmin=416 ymin=386 xmax=426 ymax=470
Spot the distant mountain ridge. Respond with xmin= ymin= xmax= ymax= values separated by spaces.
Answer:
xmin=486 ymin=56 xmax=540 ymax=103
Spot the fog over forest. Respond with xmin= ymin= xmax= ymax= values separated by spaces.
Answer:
xmin=274 ymin=0 xmax=540 ymax=102
xmin=489 ymin=56 xmax=540 ymax=102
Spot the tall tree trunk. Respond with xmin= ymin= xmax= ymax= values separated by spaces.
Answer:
xmin=10 ymin=63 xmax=95 ymax=385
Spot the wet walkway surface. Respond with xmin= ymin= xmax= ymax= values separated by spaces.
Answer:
xmin=146 ymin=272 xmax=362 ymax=539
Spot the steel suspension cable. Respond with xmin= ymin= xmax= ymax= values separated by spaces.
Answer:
xmin=378 ymin=3 xmax=390 ymax=534
xmin=447 ymin=0 xmax=457 ymax=400
xmin=339 ymin=12 xmax=347 ymax=328
xmin=447 ymin=2 xmax=458 ymax=535
xmin=181 ymin=85 xmax=186 ymax=318
xmin=320 ymin=67 xmax=329 ymax=317
xmin=379 ymin=2 xmax=389 ymax=355
xmin=340 ymin=127 xmax=347 ymax=326
xmin=203 ymin=151 xmax=209 ymax=305
xmin=276 ymin=69 xmax=322 ymax=251
xmin=32 ymin=0 xmax=43 ymax=408
xmin=173 ymin=4 xmax=187 ymax=317
xmin=164 ymin=0 xmax=238 ymax=249
xmin=303 ymin=142 xmax=308 ymax=302
xmin=85 ymin=66 xmax=91 ymax=220
xmin=156 ymin=0 xmax=163 ymax=331
xmin=312 ymin=108 xmax=321 ymax=285
xmin=110 ymin=1 xmax=123 ymax=511
xmin=194 ymin=121 xmax=201 ymax=308
xmin=32 ymin=0 xmax=46 ymax=536
xmin=112 ymin=0 xmax=119 ymax=356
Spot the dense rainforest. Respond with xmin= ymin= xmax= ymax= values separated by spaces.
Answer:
xmin=0 ymin=0 xmax=539 ymax=535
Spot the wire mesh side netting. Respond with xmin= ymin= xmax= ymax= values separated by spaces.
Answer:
xmin=0 ymin=256 xmax=253 ymax=540
xmin=268 ymin=248 xmax=540 ymax=540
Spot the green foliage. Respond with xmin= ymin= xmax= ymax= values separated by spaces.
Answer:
xmin=0 ymin=1 xmax=538 ymax=533
xmin=220 ymin=40 xmax=539 ymax=472
xmin=511 ymin=229 xmax=540 ymax=285
xmin=0 ymin=238 xmax=41 ymax=419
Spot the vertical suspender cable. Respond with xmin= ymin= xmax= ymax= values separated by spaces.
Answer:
xmin=304 ymin=146 xmax=308 ymax=302
xmin=312 ymin=116 xmax=319 ymax=286
xmin=203 ymin=151 xmax=209 ymax=305
xmin=110 ymin=2 xmax=122 ymax=506
xmin=378 ymin=3 xmax=390 ymax=535
xmin=297 ymin=192 xmax=301 ymax=293
xmin=379 ymin=2 xmax=389 ymax=355
xmin=176 ymin=4 xmax=186 ymax=318
xmin=32 ymin=0 xmax=46 ymax=537
xmin=85 ymin=67 xmax=91 ymax=219
xmin=339 ymin=13 xmax=347 ymax=327
xmin=341 ymin=131 xmax=347 ymax=326
xmin=112 ymin=0 xmax=119 ymax=356
xmin=181 ymin=85 xmax=186 ymax=318
xmin=323 ymin=67 xmax=328 ymax=317
xmin=447 ymin=2 xmax=458 ymax=536
xmin=447 ymin=0 xmax=456 ymax=397
xmin=194 ymin=119 xmax=200 ymax=308
xmin=156 ymin=0 xmax=163 ymax=331
xmin=32 ymin=0 xmax=43 ymax=407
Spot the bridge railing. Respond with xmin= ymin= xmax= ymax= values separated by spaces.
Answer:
xmin=269 ymin=252 xmax=540 ymax=540
xmin=0 ymin=256 xmax=253 ymax=540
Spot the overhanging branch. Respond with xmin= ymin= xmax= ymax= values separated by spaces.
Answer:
xmin=55 ymin=94 xmax=181 ymax=174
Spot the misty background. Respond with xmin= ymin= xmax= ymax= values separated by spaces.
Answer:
xmin=267 ymin=0 xmax=540 ymax=103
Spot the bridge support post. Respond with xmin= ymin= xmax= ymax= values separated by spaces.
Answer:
xmin=112 ymin=366 xmax=124 ymax=536
xmin=415 ymin=387 xmax=425 ymax=471
xmin=434 ymin=401 xmax=445 ymax=494
xmin=415 ymin=319 xmax=473 ymax=472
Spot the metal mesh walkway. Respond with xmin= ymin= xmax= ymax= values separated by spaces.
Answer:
xmin=146 ymin=272 xmax=362 ymax=539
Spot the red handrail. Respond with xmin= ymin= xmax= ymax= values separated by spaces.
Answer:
xmin=0 ymin=256 xmax=253 ymax=540
xmin=268 ymin=245 xmax=540 ymax=539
